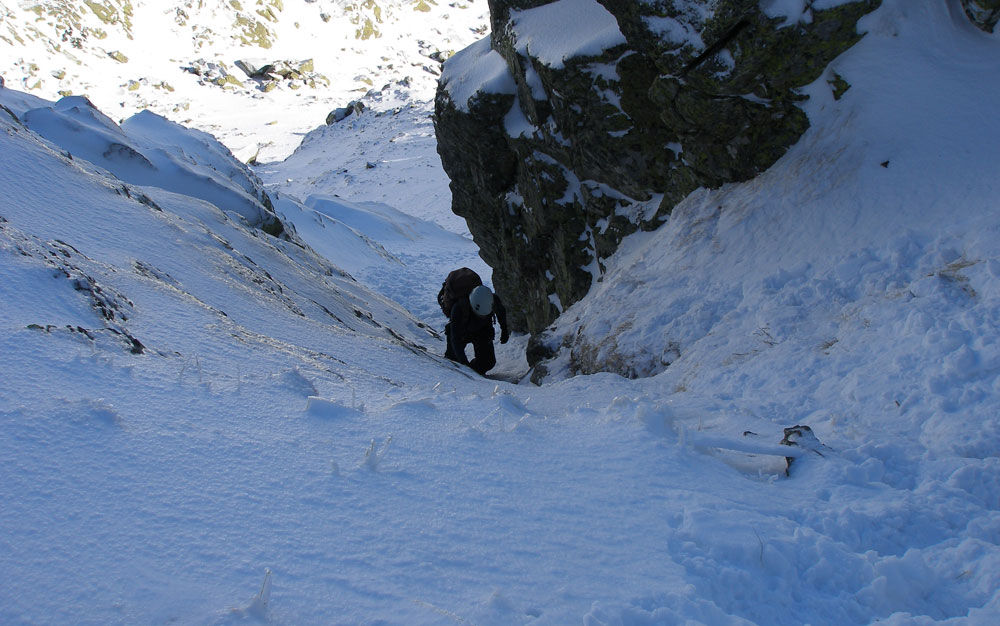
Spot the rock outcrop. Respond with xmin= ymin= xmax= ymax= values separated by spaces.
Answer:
xmin=234 ymin=58 xmax=330 ymax=92
xmin=434 ymin=0 xmax=882 ymax=337
xmin=961 ymin=0 xmax=1000 ymax=32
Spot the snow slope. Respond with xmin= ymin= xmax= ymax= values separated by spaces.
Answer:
xmin=1 ymin=0 xmax=999 ymax=624
xmin=256 ymin=89 xmax=495 ymax=331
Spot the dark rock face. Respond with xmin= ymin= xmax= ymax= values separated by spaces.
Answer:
xmin=434 ymin=0 xmax=881 ymax=338
xmin=960 ymin=0 xmax=1000 ymax=32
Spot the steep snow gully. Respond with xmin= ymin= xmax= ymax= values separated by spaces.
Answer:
xmin=2 ymin=1 xmax=999 ymax=625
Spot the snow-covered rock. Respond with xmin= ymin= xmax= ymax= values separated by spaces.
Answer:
xmin=435 ymin=0 xmax=881 ymax=334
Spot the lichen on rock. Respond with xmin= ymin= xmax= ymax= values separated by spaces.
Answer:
xmin=20 ymin=0 xmax=134 ymax=50
xmin=235 ymin=13 xmax=274 ymax=48
xmin=347 ymin=0 xmax=384 ymax=40
xmin=83 ymin=0 xmax=133 ymax=38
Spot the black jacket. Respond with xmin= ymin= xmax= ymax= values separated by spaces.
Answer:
xmin=448 ymin=294 xmax=509 ymax=359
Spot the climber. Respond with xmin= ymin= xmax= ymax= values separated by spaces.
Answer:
xmin=438 ymin=268 xmax=510 ymax=375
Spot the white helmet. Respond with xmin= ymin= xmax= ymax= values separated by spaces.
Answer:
xmin=469 ymin=285 xmax=494 ymax=316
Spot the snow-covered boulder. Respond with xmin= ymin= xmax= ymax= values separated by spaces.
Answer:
xmin=234 ymin=58 xmax=330 ymax=92
xmin=325 ymin=99 xmax=366 ymax=125
xmin=435 ymin=0 xmax=881 ymax=335
xmin=181 ymin=59 xmax=245 ymax=89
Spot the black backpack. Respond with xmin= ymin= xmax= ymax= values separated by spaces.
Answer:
xmin=438 ymin=267 xmax=483 ymax=318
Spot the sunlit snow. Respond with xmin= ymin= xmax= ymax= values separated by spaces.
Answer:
xmin=1 ymin=0 xmax=999 ymax=624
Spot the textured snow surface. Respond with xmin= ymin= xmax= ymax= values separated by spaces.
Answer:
xmin=1 ymin=0 xmax=999 ymax=625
